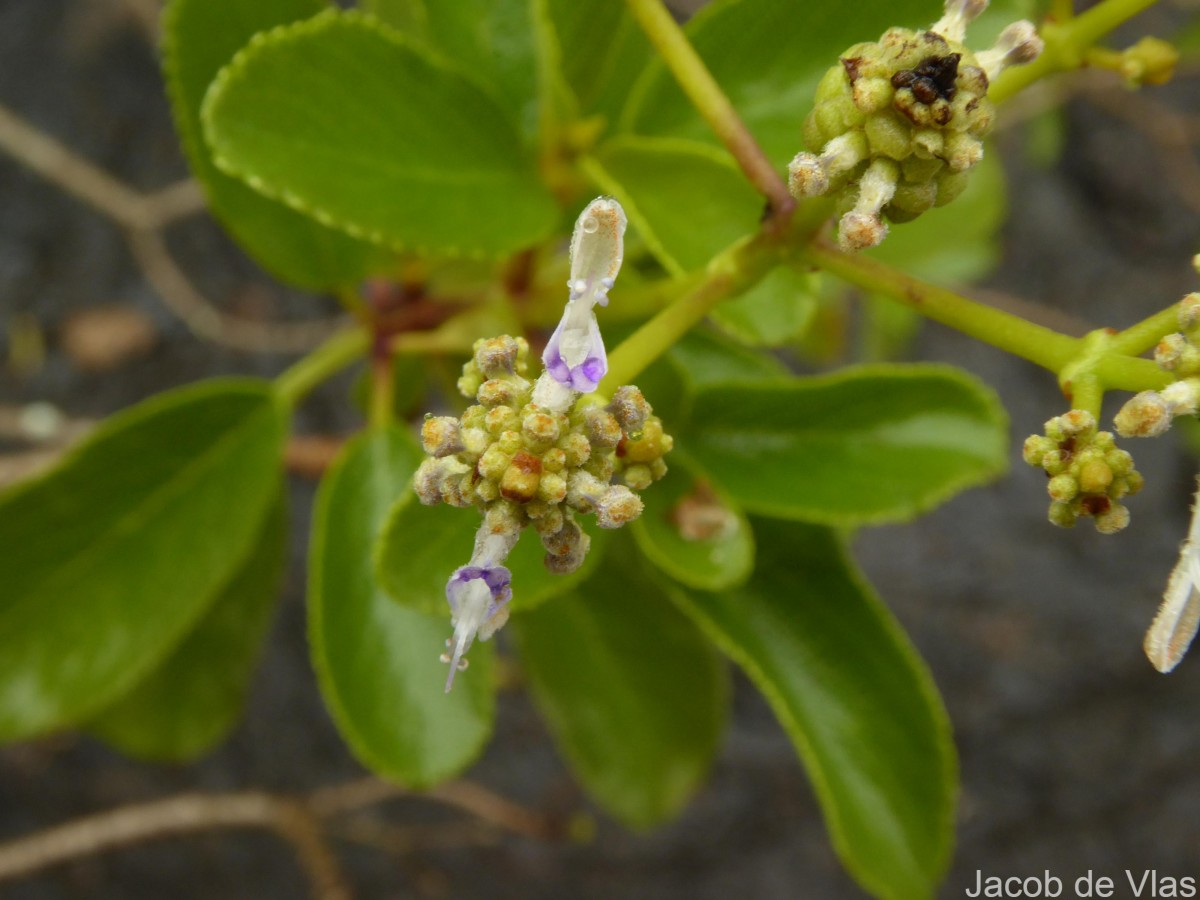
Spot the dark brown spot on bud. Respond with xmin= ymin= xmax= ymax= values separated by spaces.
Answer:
xmin=891 ymin=53 xmax=961 ymax=104
xmin=841 ymin=56 xmax=865 ymax=83
xmin=510 ymin=450 xmax=542 ymax=475
xmin=1081 ymin=495 xmax=1111 ymax=517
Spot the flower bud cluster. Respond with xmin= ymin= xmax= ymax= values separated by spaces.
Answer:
xmin=1022 ymin=410 xmax=1142 ymax=534
xmin=415 ymin=337 xmax=672 ymax=574
xmin=1115 ymin=292 xmax=1200 ymax=438
xmin=788 ymin=0 xmax=1042 ymax=251
xmin=1117 ymin=36 xmax=1178 ymax=87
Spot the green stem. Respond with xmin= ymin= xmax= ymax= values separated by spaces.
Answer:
xmin=804 ymin=241 xmax=1171 ymax=394
xmin=602 ymin=235 xmax=771 ymax=390
xmin=802 ymin=241 xmax=1079 ymax=371
xmin=623 ymin=0 xmax=792 ymax=217
xmin=1109 ymin=303 xmax=1181 ymax=357
xmin=369 ymin=352 xmax=395 ymax=429
xmin=601 ymin=202 xmax=830 ymax=391
xmin=990 ymin=0 xmax=1161 ymax=103
xmin=274 ymin=327 xmax=369 ymax=407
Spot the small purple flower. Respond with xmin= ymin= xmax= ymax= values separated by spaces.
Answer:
xmin=541 ymin=198 xmax=626 ymax=395
xmin=446 ymin=565 xmax=512 ymax=613
xmin=543 ymin=309 xmax=608 ymax=392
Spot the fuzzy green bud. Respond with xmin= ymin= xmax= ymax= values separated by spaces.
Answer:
xmin=1047 ymin=473 xmax=1079 ymax=503
xmin=789 ymin=2 xmax=1041 ymax=249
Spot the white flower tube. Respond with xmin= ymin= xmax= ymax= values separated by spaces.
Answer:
xmin=1145 ymin=478 xmax=1200 ymax=672
xmin=532 ymin=197 xmax=627 ymax=413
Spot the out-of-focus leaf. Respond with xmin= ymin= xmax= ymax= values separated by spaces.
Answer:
xmin=667 ymin=326 xmax=788 ymax=388
xmin=90 ymin=489 xmax=288 ymax=760
xmin=203 ymin=11 xmax=558 ymax=257
xmin=662 ymin=520 xmax=956 ymax=900
xmin=632 ymin=454 xmax=754 ymax=591
xmin=310 ymin=428 xmax=492 ymax=786
xmin=710 ymin=265 xmax=817 ymax=348
xmin=623 ymin=0 xmax=934 ymax=166
xmin=870 ymin=151 xmax=1006 ymax=284
xmin=376 ymin=491 xmax=605 ymax=616
xmin=591 ymin=136 xmax=762 ymax=275
xmin=543 ymin=0 xmax=654 ymax=126
xmin=514 ymin=544 xmax=727 ymax=828
xmin=352 ymin=354 xmax=430 ymax=420
xmin=0 ymin=380 xmax=286 ymax=739
xmin=685 ymin=364 xmax=1008 ymax=525
xmin=164 ymin=0 xmax=389 ymax=288
xmin=858 ymin=293 xmax=924 ymax=362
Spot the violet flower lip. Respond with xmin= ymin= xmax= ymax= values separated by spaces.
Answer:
xmin=540 ymin=197 xmax=627 ymax=394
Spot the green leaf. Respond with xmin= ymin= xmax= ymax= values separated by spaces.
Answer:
xmin=203 ymin=11 xmax=558 ymax=257
xmin=662 ymin=521 xmax=956 ymax=900
xmin=164 ymin=0 xmax=390 ymax=289
xmin=623 ymin=0 xmax=935 ymax=167
xmin=310 ymin=427 xmax=492 ymax=786
xmin=376 ymin=492 xmax=604 ymax=616
xmin=632 ymin=454 xmax=754 ymax=591
xmin=89 ymin=488 xmax=288 ymax=761
xmin=590 ymin=136 xmax=763 ymax=275
xmin=543 ymin=0 xmax=654 ymax=126
xmin=709 ymin=265 xmax=818 ymax=348
xmin=0 ymin=380 xmax=287 ymax=740
xmin=362 ymin=0 xmax=541 ymax=142
xmin=685 ymin=364 xmax=1008 ymax=526
xmin=514 ymin=544 xmax=727 ymax=828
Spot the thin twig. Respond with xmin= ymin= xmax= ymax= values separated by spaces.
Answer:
xmin=0 ymin=776 xmax=563 ymax=894
xmin=0 ymin=792 xmax=351 ymax=900
xmin=329 ymin=818 xmax=505 ymax=854
xmin=0 ymin=99 xmax=345 ymax=354
xmin=623 ymin=0 xmax=794 ymax=220
xmin=0 ymin=103 xmax=203 ymax=230
xmin=428 ymin=781 xmax=558 ymax=840
xmin=127 ymin=229 xmax=347 ymax=354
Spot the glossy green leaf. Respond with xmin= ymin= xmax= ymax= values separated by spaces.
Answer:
xmin=203 ymin=11 xmax=558 ymax=257
xmin=709 ymin=265 xmax=817 ymax=348
xmin=362 ymin=0 xmax=541 ymax=141
xmin=623 ymin=0 xmax=935 ymax=166
xmin=310 ymin=428 xmax=492 ymax=787
xmin=514 ymin=545 xmax=727 ymax=828
xmin=164 ymin=0 xmax=389 ymax=288
xmin=543 ymin=0 xmax=653 ymax=126
xmin=89 ymin=489 xmax=288 ymax=761
xmin=376 ymin=492 xmax=604 ymax=616
xmin=591 ymin=136 xmax=762 ymax=275
xmin=0 ymin=380 xmax=287 ymax=740
xmin=686 ymin=364 xmax=1008 ymax=525
xmin=661 ymin=521 xmax=955 ymax=900
xmin=632 ymin=454 xmax=754 ymax=591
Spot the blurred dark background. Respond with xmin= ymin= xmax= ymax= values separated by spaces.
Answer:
xmin=2 ymin=0 xmax=1200 ymax=897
